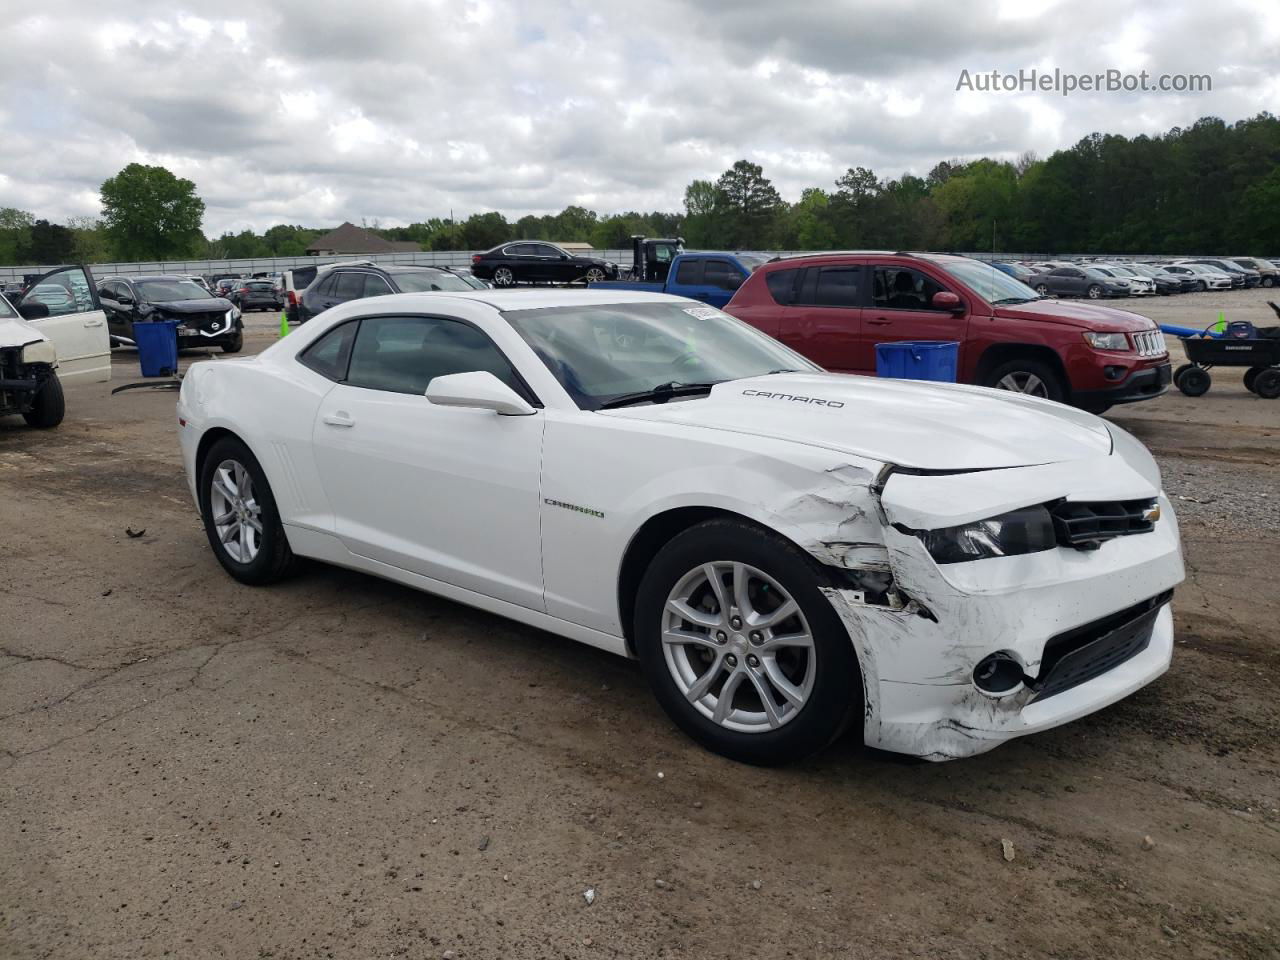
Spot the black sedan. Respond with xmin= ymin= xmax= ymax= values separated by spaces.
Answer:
xmin=470 ymin=242 xmax=618 ymax=287
xmin=99 ymin=275 xmax=243 ymax=353
xmin=1030 ymin=265 xmax=1131 ymax=299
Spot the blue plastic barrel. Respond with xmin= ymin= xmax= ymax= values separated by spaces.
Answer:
xmin=134 ymin=320 xmax=179 ymax=377
xmin=874 ymin=341 xmax=959 ymax=382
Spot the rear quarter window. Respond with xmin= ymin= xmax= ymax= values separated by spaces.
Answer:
xmin=765 ymin=268 xmax=799 ymax=305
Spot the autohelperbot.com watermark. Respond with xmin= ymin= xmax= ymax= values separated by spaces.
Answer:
xmin=956 ymin=68 xmax=1212 ymax=96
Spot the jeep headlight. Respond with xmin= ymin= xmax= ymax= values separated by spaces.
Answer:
xmin=1083 ymin=331 xmax=1129 ymax=350
xmin=21 ymin=339 xmax=57 ymax=365
xmin=912 ymin=506 xmax=1056 ymax=564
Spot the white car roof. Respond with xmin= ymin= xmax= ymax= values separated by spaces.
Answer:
xmin=397 ymin=289 xmax=693 ymax=312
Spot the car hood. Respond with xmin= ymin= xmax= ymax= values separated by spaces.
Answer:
xmin=600 ymin=372 xmax=1113 ymax=470
xmin=146 ymin=297 xmax=234 ymax=314
xmin=995 ymin=298 xmax=1155 ymax=332
xmin=0 ymin=315 xmax=46 ymax=348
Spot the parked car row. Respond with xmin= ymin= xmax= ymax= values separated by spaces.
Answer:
xmin=992 ymin=255 xmax=1280 ymax=299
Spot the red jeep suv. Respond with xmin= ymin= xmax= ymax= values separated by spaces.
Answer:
xmin=724 ymin=252 xmax=1171 ymax=412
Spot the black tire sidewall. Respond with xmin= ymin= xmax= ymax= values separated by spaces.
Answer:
xmin=984 ymin=358 xmax=1066 ymax=403
xmin=633 ymin=519 xmax=863 ymax=765
xmin=1254 ymin=369 xmax=1280 ymax=399
xmin=23 ymin=371 xmax=64 ymax=428
xmin=198 ymin=437 xmax=292 ymax=584
xmin=1178 ymin=367 xmax=1211 ymax=396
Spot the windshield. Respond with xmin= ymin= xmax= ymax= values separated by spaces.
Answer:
xmin=390 ymin=271 xmax=473 ymax=293
xmin=138 ymin=280 xmax=213 ymax=302
xmin=930 ymin=258 xmax=1040 ymax=303
xmin=503 ymin=301 xmax=817 ymax=410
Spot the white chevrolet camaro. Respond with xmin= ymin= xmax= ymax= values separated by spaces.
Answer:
xmin=177 ymin=290 xmax=1185 ymax=764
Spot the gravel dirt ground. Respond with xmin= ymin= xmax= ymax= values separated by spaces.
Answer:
xmin=2 ymin=293 xmax=1278 ymax=960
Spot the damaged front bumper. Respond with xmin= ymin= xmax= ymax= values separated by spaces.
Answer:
xmin=805 ymin=455 xmax=1184 ymax=761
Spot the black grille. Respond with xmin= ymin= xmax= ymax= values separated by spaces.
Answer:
xmin=1030 ymin=590 xmax=1172 ymax=702
xmin=1050 ymin=498 xmax=1157 ymax=550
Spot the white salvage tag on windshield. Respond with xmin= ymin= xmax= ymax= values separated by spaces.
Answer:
xmin=682 ymin=306 xmax=722 ymax=320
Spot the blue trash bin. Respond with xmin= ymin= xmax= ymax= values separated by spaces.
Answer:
xmin=874 ymin=341 xmax=959 ymax=383
xmin=133 ymin=321 xmax=179 ymax=377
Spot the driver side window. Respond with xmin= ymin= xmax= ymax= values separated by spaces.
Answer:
xmin=871 ymin=267 xmax=945 ymax=310
xmin=345 ymin=315 xmax=526 ymax=397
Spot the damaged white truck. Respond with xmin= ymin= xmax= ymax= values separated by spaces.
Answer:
xmin=177 ymin=291 xmax=1185 ymax=764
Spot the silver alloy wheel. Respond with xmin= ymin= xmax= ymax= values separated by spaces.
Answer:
xmin=996 ymin=371 xmax=1048 ymax=396
xmin=209 ymin=458 xmax=263 ymax=563
xmin=585 ymin=267 xmax=605 ymax=283
xmin=662 ymin=561 xmax=815 ymax=733
xmin=494 ymin=267 xmax=514 ymax=286
xmin=1087 ymin=285 xmax=1102 ymax=299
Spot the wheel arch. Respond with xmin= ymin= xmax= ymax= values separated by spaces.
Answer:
xmin=974 ymin=342 xmax=1070 ymax=391
xmin=616 ymin=505 xmax=832 ymax=658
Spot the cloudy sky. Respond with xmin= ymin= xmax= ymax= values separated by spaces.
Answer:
xmin=2 ymin=0 xmax=1277 ymax=235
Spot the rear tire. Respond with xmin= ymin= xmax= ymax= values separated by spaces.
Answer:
xmin=983 ymin=358 xmax=1066 ymax=403
xmin=1176 ymin=366 xmax=1211 ymax=397
xmin=1034 ymin=283 xmax=1049 ymax=296
xmin=22 ymin=371 xmax=64 ymax=428
xmin=1244 ymin=366 xmax=1266 ymax=393
xmin=493 ymin=266 xmax=515 ymax=288
xmin=633 ymin=519 xmax=863 ymax=766
xmin=1087 ymin=284 xmax=1103 ymax=299
xmin=198 ymin=436 xmax=296 ymax=585
xmin=1253 ymin=368 xmax=1280 ymax=399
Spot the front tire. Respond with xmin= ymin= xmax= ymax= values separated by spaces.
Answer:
xmin=22 ymin=371 xmax=65 ymax=428
xmin=584 ymin=267 xmax=606 ymax=284
xmin=633 ymin=519 xmax=863 ymax=766
xmin=221 ymin=330 xmax=244 ymax=354
xmin=983 ymin=358 xmax=1066 ymax=403
xmin=1087 ymin=284 xmax=1103 ymax=299
xmin=1034 ymin=283 xmax=1049 ymax=296
xmin=198 ymin=436 xmax=295 ymax=585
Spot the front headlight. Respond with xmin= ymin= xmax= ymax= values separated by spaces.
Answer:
xmin=912 ymin=505 xmax=1057 ymax=564
xmin=227 ymin=307 xmax=240 ymax=323
xmin=1083 ymin=331 xmax=1130 ymax=350
xmin=21 ymin=338 xmax=57 ymax=365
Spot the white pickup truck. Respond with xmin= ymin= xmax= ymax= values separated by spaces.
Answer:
xmin=0 ymin=264 xmax=111 ymax=428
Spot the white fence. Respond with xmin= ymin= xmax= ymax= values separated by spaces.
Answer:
xmin=0 ymin=249 xmax=1195 ymax=284
xmin=0 ymin=250 xmax=636 ymax=284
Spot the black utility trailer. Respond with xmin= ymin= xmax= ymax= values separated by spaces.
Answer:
xmin=1173 ymin=304 xmax=1280 ymax=398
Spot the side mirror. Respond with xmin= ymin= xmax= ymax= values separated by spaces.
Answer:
xmin=932 ymin=291 xmax=964 ymax=313
xmin=17 ymin=301 xmax=50 ymax=320
xmin=426 ymin=371 xmax=536 ymax=416
xmin=560 ymin=254 xmax=570 ymax=261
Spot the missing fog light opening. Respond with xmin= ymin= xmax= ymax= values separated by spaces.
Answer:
xmin=972 ymin=652 xmax=1026 ymax=695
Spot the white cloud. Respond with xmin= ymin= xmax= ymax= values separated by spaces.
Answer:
xmin=0 ymin=0 xmax=1269 ymax=235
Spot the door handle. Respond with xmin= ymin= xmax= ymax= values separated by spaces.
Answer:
xmin=84 ymin=318 xmax=105 ymax=327
xmin=868 ymin=316 xmax=893 ymax=325
xmin=322 ymin=412 xmax=355 ymax=428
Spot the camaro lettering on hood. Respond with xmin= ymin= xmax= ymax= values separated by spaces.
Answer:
xmin=742 ymin=389 xmax=845 ymax=408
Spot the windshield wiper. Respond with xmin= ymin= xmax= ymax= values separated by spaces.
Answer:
xmin=991 ymin=296 xmax=1036 ymax=305
xmin=599 ymin=381 xmax=720 ymax=409
xmin=766 ymin=368 xmax=806 ymax=374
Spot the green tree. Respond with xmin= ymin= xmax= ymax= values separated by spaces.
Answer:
xmin=66 ymin=216 xmax=112 ymax=263
xmin=0 ymin=207 xmax=33 ymax=264
xmin=99 ymin=163 xmax=205 ymax=260
xmin=460 ymin=212 xmax=510 ymax=249
xmin=28 ymin=220 xmax=76 ymax=262
xmin=714 ymin=160 xmax=784 ymax=247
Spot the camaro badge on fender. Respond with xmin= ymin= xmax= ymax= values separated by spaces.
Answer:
xmin=545 ymin=498 xmax=605 ymax=519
